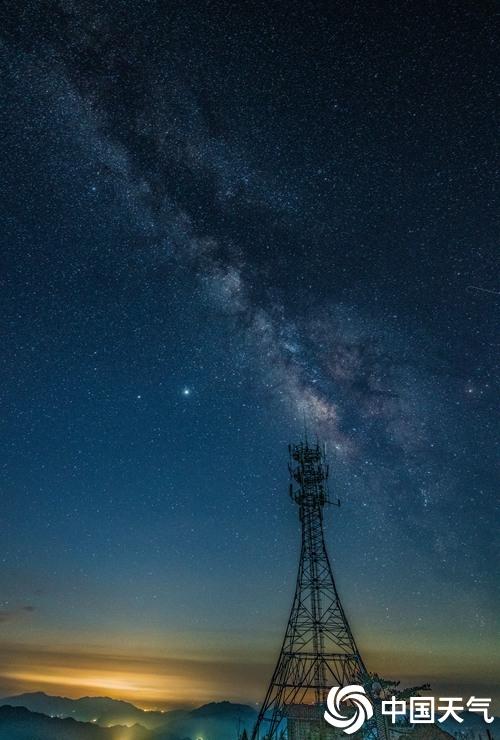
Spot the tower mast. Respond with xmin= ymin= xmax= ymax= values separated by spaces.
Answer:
xmin=252 ymin=439 xmax=368 ymax=740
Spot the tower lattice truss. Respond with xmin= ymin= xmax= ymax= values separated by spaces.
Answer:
xmin=252 ymin=441 xmax=368 ymax=740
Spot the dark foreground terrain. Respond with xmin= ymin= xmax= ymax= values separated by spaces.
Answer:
xmin=0 ymin=693 xmax=496 ymax=740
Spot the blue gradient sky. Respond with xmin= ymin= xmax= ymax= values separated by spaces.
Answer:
xmin=0 ymin=0 xmax=498 ymax=710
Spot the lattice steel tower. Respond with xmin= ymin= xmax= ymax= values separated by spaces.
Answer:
xmin=252 ymin=439 xmax=369 ymax=740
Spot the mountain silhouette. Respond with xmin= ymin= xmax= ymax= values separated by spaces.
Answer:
xmin=0 ymin=694 xmax=257 ymax=740
xmin=0 ymin=705 xmax=152 ymax=740
xmin=0 ymin=692 xmax=179 ymax=729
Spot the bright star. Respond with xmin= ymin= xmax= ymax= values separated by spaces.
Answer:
xmin=182 ymin=387 xmax=191 ymax=397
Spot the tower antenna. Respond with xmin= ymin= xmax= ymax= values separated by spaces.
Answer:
xmin=252 ymin=437 xmax=379 ymax=740
xmin=302 ymin=410 xmax=309 ymax=445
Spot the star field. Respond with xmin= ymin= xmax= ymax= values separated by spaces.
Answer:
xmin=0 ymin=0 xmax=498 ymax=710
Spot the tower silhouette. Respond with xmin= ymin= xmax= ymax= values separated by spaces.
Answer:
xmin=252 ymin=439 xmax=369 ymax=740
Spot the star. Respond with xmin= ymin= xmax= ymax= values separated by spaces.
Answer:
xmin=182 ymin=387 xmax=191 ymax=397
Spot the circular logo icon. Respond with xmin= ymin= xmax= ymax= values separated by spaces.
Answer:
xmin=324 ymin=685 xmax=374 ymax=734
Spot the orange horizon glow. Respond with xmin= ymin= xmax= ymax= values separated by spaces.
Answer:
xmin=1 ymin=633 xmax=498 ymax=711
xmin=2 ymin=670 xmax=176 ymax=701
xmin=0 ymin=642 xmax=267 ymax=710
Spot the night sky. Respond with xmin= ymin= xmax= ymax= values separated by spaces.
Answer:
xmin=1 ymin=0 xmax=498 ymax=711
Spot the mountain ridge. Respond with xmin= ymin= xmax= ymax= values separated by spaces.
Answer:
xmin=0 ymin=705 xmax=153 ymax=740
xmin=0 ymin=693 xmax=257 ymax=739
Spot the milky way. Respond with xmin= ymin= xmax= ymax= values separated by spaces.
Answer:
xmin=4 ymin=0 xmax=479 ymax=459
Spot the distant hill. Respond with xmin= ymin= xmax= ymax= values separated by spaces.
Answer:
xmin=191 ymin=701 xmax=256 ymax=719
xmin=0 ymin=694 xmax=258 ymax=740
xmin=0 ymin=705 xmax=152 ymax=740
xmin=0 ymin=692 xmax=175 ymax=729
xmin=155 ymin=700 xmax=256 ymax=740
